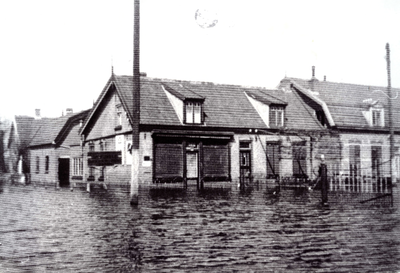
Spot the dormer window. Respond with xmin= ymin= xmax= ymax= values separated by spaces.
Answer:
xmin=372 ymin=108 xmax=384 ymax=127
xmin=185 ymin=101 xmax=202 ymax=124
xmin=270 ymin=106 xmax=284 ymax=127
xmin=316 ymin=110 xmax=327 ymax=126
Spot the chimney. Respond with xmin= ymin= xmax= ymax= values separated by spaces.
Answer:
xmin=34 ymin=109 xmax=41 ymax=120
xmin=324 ymin=75 xmax=326 ymax=81
xmin=66 ymin=108 xmax=73 ymax=115
xmin=309 ymin=66 xmax=318 ymax=91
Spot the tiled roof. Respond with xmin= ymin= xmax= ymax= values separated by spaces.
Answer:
xmin=245 ymin=90 xmax=287 ymax=105
xmin=279 ymin=77 xmax=400 ymax=129
xmin=109 ymin=75 xmax=324 ymax=131
xmin=23 ymin=110 xmax=89 ymax=148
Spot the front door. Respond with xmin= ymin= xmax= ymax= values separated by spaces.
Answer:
xmin=186 ymin=152 xmax=198 ymax=180
xmin=240 ymin=151 xmax=251 ymax=184
xmin=58 ymin=158 xmax=70 ymax=187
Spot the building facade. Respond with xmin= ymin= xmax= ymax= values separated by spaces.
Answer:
xmin=80 ymin=74 xmax=326 ymax=187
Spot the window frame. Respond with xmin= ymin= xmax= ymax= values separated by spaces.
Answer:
xmin=45 ymin=155 xmax=49 ymax=174
xmin=73 ymin=157 xmax=83 ymax=176
xmin=269 ymin=106 xmax=285 ymax=127
xmin=36 ymin=156 xmax=40 ymax=174
xmin=184 ymin=100 xmax=203 ymax=125
xmin=371 ymin=108 xmax=384 ymax=127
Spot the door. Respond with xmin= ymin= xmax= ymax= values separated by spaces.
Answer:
xmin=186 ymin=152 xmax=198 ymax=179
xmin=240 ymin=151 xmax=251 ymax=184
xmin=58 ymin=158 xmax=70 ymax=187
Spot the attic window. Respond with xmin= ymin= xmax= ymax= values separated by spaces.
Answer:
xmin=270 ymin=106 xmax=284 ymax=127
xmin=185 ymin=101 xmax=202 ymax=124
xmin=372 ymin=108 xmax=384 ymax=127
xmin=316 ymin=110 xmax=326 ymax=126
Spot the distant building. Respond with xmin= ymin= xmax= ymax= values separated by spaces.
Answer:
xmin=16 ymin=110 xmax=89 ymax=186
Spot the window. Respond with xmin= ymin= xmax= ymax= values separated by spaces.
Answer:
xmin=372 ymin=109 xmax=383 ymax=127
xmin=266 ymin=142 xmax=280 ymax=178
xmin=185 ymin=101 xmax=202 ymax=124
xmin=292 ymin=142 xmax=307 ymax=178
xmin=115 ymin=104 xmax=123 ymax=130
xmin=270 ymin=106 xmax=284 ymax=127
xmin=89 ymin=142 xmax=95 ymax=152
xmin=371 ymin=146 xmax=382 ymax=178
xmin=316 ymin=110 xmax=326 ymax=126
xmin=99 ymin=140 xmax=104 ymax=151
xmin=73 ymin=157 xmax=83 ymax=176
xmin=45 ymin=156 xmax=49 ymax=174
xmin=349 ymin=145 xmax=361 ymax=177
xmin=36 ymin=156 xmax=40 ymax=173
xmin=117 ymin=105 xmax=122 ymax=125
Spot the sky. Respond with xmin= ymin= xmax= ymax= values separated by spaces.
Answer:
xmin=1 ymin=0 xmax=400 ymax=118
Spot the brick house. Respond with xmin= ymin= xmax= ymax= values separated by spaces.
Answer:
xmin=23 ymin=110 xmax=89 ymax=186
xmin=80 ymin=74 xmax=326 ymax=188
xmin=279 ymin=68 xmax=400 ymax=184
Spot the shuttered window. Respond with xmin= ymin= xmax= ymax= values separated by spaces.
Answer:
xmin=203 ymin=144 xmax=229 ymax=180
xmin=266 ymin=142 xmax=280 ymax=178
xmin=154 ymin=142 xmax=183 ymax=182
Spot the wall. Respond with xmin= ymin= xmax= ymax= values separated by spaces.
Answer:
xmin=30 ymin=147 xmax=59 ymax=184
xmin=339 ymin=132 xmax=400 ymax=178
xmin=86 ymin=90 xmax=132 ymax=142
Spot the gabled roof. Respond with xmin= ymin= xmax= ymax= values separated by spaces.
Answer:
xmin=81 ymin=75 xmax=325 ymax=134
xmin=21 ymin=110 xmax=89 ymax=148
xmin=279 ymin=77 xmax=400 ymax=130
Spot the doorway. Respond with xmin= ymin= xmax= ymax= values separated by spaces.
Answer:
xmin=186 ymin=151 xmax=198 ymax=184
xmin=58 ymin=158 xmax=70 ymax=187
xmin=240 ymin=150 xmax=251 ymax=184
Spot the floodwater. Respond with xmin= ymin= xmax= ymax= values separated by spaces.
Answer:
xmin=0 ymin=180 xmax=399 ymax=272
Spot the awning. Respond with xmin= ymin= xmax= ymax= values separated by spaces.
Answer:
xmin=152 ymin=129 xmax=234 ymax=140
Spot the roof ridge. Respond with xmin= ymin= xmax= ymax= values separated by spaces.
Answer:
xmin=113 ymin=74 xmax=277 ymax=91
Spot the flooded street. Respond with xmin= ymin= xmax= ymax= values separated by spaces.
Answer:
xmin=0 ymin=180 xmax=399 ymax=272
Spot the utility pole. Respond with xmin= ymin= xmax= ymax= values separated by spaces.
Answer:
xmin=130 ymin=0 xmax=140 ymax=205
xmin=386 ymin=43 xmax=394 ymax=186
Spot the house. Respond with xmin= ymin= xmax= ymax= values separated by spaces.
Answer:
xmin=18 ymin=109 xmax=89 ymax=186
xmin=79 ymin=73 xmax=326 ymax=188
xmin=279 ymin=67 xmax=400 ymax=185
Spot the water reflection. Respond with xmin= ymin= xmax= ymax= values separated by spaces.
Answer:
xmin=0 ymin=182 xmax=399 ymax=272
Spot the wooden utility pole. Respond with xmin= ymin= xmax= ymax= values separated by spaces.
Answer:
xmin=130 ymin=0 xmax=140 ymax=205
xmin=386 ymin=43 xmax=394 ymax=186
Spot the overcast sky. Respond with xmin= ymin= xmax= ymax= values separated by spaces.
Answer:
xmin=1 ymin=0 xmax=400 ymax=118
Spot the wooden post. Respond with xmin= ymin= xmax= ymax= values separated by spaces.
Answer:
xmin=320 ymin=161 xmax=328 ymax=206
xmin=130 ymin=0 xmax=140 ymax=206
xmin=386 ymin=43 xmax=395 ymax=186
